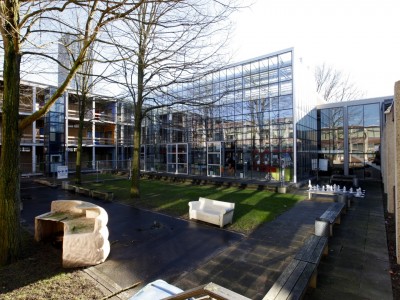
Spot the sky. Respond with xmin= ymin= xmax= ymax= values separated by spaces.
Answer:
xmin=229 ymin=0 xmax=399 ymax=98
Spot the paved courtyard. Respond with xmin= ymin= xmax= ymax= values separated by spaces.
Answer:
xmin=21 ymin=180 xmax=393 ymax=299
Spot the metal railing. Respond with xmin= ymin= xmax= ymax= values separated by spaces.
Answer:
xmin=19 ymin=159 xmax=133 ymax=177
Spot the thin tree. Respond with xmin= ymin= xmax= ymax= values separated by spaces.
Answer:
xmin=61 ymin=34 xmax=117 ymax=184
xmin=108 ymin=0 xmax=241 ymax=200
xmin=0 ymin=0 xmax=144 ymax=266
xmin=315 ymin=63 xmax=365 ymax=102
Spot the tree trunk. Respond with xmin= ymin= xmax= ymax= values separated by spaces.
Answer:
xmin=130 ymin=50 xmax=145 ymax=201
xmin=130 ymin=107 xmax=142 ymax=200
xmin=75 ymin=95 xmax=87 ymax=184
xmin=0 ymin=7 xmax=22 ymax=265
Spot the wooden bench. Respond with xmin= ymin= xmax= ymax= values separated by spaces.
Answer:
xmin=77 ymin=187 xmax=92 ymax=197
xmin=91 ymin=190 xmax=114 ymax=202
xmin=191 ymin=178 xmax=202 ymax=185
xmin=264 ymin=235 xmax=328 ymax=300
xmin=62 ymin=182 xmax=77 ymax=193
xmin=295 ymin=235 xmax=328 ymax=266
xmin=264 ymin=259 xmax=315 ymax=300
xmin=315 ymin=202 xmax=345 ymax=236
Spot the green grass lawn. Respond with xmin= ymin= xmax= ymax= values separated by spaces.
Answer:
xmin=82 ymin=175 xmax=305 ymax=235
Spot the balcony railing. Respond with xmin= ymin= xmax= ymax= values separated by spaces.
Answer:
xmin=94 ymin=112 xmax=114 ymax=123
xmin=68 ymin=137 xmax=94 ymax=146
xmin=67 ymin=108 xmax=93 ymax=120
xmin=67 ymin=137 xmax=115 ymax=146
xmin=94 ymin=137 xmax=114 ymax=145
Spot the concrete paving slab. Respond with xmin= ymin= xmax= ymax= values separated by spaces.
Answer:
xmin=20 ymin=179 xmax=393 ymax=300
xmin=20 ymin=181 xmax=244 ymax=297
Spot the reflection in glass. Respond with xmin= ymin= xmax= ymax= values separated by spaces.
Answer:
xmin=138 ymin=49 xmax=296 ymax=181
xmin=348 ymin=105 xmax=363 ymax=127
xmin=364 ymin=103 xmax=380 ymax=127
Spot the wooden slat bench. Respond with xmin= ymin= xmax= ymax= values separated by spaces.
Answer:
xmin=295 ymin=235 xmax=329 ymax=265
xmin=263 ymin=259 xmax=316 ymax=300
xmin=316 ymin=202 xmax=345 ymax=236
xmin=294 ymin=235 xmax=328 ymax=288
xmin=91 ymin=190 xmax=114 ymax=202
xmin=264 ymin=235 xmax=328 ymax=300
xmin=77 ymin=187 xmax=92 ymax=197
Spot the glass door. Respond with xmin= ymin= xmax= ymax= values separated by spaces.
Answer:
xmin=167 ymin=143 xmax=188 ymax=174
xmin=207 ymin=142 xmax=221 ymax=177
xmin=140 ymin=145 xmax=155 ymax=172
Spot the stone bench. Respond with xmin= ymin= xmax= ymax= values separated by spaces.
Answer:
xmin=188 ymin=197 xmax=235 ymax=228
xmin=264 ymin=235 xmax=328 ymax=300
xmin=315 ymin=202 xmax=346 ymax=237
xmin=307 ymin=190 xmax=338 ymax=200
xmin=35 ymin=200 xmax=110 ymax=268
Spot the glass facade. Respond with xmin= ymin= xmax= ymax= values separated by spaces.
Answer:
xmin=140 ymin=49 xmax=319 ymax=182
xmin=348 ymin=103 xmax=381 ymax=179
xmin=318 ymin=101 xmax=384 ymax=180
xmin=319 ymin=107 xmax=345 ymax=174
xmin=0 ymin=50 xmax=390 ymax=182
xmin=44 ymin=88 xmax=65 ymax=174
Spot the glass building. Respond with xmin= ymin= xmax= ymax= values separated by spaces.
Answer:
xmin=140 ymin=48 xmax=321 ymax=183
xmin=0 ymin=48 xmax=391 ymax=182
xmin=317 ymin=98 xmax=392 ymax=180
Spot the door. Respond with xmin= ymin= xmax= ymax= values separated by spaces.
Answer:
xmin=207 ymin=142 xmax=222 ymax=177
xmin=167 ymin=143 xmax=188 ymax=174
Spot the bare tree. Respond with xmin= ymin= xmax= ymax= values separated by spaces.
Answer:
xmin=315 ymin=63 xmax=365 ymax=102
xmin=68 ymin=44 xmax=96 ymax=184
xmin=107 ymin=0 xmax=241 ymax=200
xmin=0 ymin=0 xmax=144 ymax=266
xmin=61 ymin=33 xmax=118 ymax=184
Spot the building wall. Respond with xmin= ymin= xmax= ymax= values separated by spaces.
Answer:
xmin=395 ymin=81 xmax=400 ymax=263
xmin=382 ymin=81 xmax=400 ymax=263
xmin=383 ymin=104 xmax=395 ymax=213
xmin=0 ymin=78 xmax=133 ymax=175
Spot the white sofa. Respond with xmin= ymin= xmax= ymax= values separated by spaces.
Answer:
xmin=188 ymin=197 xmax=235 ymax=228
